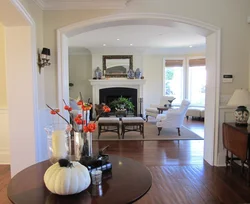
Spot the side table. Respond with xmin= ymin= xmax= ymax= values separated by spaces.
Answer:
xmin=222 ymin=122 xmax=250 ymax=185
xmin=157 ymin=106 xmax=169 ymax=114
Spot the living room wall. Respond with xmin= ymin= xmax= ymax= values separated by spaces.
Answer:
xmin=69 ymin=51 xmax=204 ymax=110
xmin=69 ymin=51 xmax=92 ymax=100
xmin=43 ymin=0 xmax=250 ymax=107
xmin=6 ymin=0 xmax=249 ymax=168
xmin=0 ymin=22 xmax=9 ymax=164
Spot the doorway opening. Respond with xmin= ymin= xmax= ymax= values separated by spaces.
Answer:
xmin=57 ymin=13 xmax=220 ymax=166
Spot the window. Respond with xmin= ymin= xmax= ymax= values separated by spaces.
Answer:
xmin=188 ymin=66 xmax=206 ymax=106
xmin=163 ymin=57 xmax=206 ymax=106
xmin=164 ymin=59 xmax=184 ymax=104
xmin=188 ymin=58 xmax=206 ymax=106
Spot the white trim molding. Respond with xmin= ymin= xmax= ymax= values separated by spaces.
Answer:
xmin=6 ymin=0 xmax=41 ymax=176
xmin=32 ymin=0 xmax=129 ymax=10
xmin=0 ymin=109 xmax=10 ymax=164
xmin=216 ymin=106 xmax=235 ymax=166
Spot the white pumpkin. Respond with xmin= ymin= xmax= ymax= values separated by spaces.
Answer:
xmin=44 ymin=159 xmax=91 ymax=195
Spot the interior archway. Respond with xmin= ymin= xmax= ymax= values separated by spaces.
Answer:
xmin=57 ymin=13 xmax=221 ymax=166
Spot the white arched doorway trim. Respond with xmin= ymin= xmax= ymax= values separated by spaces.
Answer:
xmin=5 ymin=0 xmax=40 ymax=176
xmin=57 ymin=13 xmax=221 ymax=166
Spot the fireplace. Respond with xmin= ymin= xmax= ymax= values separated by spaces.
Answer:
xmin=89 ymin=79 xmax=146 ymax=117
xmin=100 ymin=87 xmax=137 ymax=116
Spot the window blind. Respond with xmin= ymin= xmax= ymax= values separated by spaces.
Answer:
xmin=189 ymin=58 xmax=206 ymax=67
xmin=165 ymin=60 xmax=183 ymax=67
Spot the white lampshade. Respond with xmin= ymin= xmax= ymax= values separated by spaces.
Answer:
xmin=227 ymin=89 xmax=250 ymax=106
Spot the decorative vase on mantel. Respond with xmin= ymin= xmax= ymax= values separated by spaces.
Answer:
xmin=135 ymin=68 xmax=141 ymax=79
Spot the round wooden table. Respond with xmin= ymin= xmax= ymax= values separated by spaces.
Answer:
xmin=7 ymin=155 xmax=152 ymax=204
xmin=157 ymin=106 xmax=169 ymax=114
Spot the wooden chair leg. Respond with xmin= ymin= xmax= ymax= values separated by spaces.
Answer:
xmin=241 ymin=161 xmax=245 ymax=175
xmin=225 ymin=149 xmax=229 ymax=168
xmin=158 ymin=127 xmax=162 ymax=136
xmin=177 ymin=127 xmax=181 ymax=136
xmin=230 ymin=152 xmax=233 ymax=172
xmin=140 ymin=124 xmax=144 ymax=139
xmin=122 ymin=124 xmax=125 ymax=139
xmin=117 ymin=124 xmax=120 ymax=139
xmin=98 ymin=124 xmax=101 ymax=139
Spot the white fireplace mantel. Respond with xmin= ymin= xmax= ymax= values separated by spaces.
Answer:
xmin=89 ymin=79 xmax=146 ymax=116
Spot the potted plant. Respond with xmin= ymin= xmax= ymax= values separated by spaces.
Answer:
xmin=109 ymin=96 xmax=135 ymax=113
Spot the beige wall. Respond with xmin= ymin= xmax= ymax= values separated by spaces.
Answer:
xmin=43 ymin=0 xmax=250 ymax=106
xmin=20 ymin=0 xmax=45 ymax=108
xmin=0 ymin=23 xmax=7 ymax=108
xmin=69 ymin=53 xmax=92 ymax=100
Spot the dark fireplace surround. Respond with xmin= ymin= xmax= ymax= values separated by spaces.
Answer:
xmin=99 ymin=87 xmax=137 ymax=116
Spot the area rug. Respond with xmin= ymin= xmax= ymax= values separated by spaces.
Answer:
xmin=92 ymin=121 xmax=203 ymax=141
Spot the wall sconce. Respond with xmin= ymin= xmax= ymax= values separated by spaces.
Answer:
xmin=38 ymin=48 xmax=51 ymax=73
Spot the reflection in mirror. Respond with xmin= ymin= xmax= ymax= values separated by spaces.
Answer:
xmin=106 ymin=59 xmax=129 ymax=77
xmin=103 ymin=55 xmax=133 ymax=78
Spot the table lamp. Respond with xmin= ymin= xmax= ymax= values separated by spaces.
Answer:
xmin=227 ymin=88 xmax=250 ymax=126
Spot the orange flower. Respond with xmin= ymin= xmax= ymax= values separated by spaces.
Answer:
xmin=82 ymin=107 xmax=87 ymax=111
xmin=77 ymin=100 xmax=83 ymax=105
xmin=104 ymin=107 xmax=111 ymax=113
xmin=50 ymin=110 xmax=57 ymax=115
xmin=75 ymin=119 xmax=83 ymax=125
xmin=50 ymin=109 xmax=60 ymax=115
xmin=64 ymin=105 xmax=72 ymax=111
xmin=77 ymin=114 xmax=82 ymax=118
xmin=84 ymin=123 xmax=96 ymax=133
xmin=83 ymin=126 xmax=89 ymax=132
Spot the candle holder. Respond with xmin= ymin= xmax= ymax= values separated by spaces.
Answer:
xmin=44 ymin=123 xmax=71 ymax=164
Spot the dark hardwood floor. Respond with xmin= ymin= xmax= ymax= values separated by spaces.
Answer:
xmin=2 ymin=120 xmax=250 ymax=204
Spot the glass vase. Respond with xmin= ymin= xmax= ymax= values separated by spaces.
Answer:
xmin=84 ymin=131 xmax=93 ymax=157
xmin=73 ymin=131 xmax=84 ymax=161
xmin=72 ymin=131 xmax=93 ymax=161
xmin=44 ymin=123 xmax=71 ymax=164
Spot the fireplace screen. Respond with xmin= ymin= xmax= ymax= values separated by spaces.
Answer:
xmin=99 ymin=87 xmax=137 ymax=116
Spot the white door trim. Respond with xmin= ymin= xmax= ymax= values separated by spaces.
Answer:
xmin=7 ymin=0 xmax=40 ymax=176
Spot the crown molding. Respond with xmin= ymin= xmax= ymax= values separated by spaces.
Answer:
xmin=32 ymin=0 xmax=129 ymax=10
xmin=77 ymin=45 xmax=206 ymax=55
xmin=32 ymin=0 xmax=45 ymax=10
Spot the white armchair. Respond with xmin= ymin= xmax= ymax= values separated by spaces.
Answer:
xmin=145 ymin=96 xmax=175 ymax=121
xmin=156 ymin=99 xmax=190 ymax=136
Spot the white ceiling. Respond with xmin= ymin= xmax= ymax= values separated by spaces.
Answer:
xmin=33 ymin=0 xmax=130 ymax=10
xmin=68 ymin=25 xmax=206 ymax=54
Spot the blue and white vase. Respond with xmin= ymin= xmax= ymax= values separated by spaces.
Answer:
xmin=135 ymin=68 xmax=141 ymax=79
xmin=95 ymin=67 xmax=102 ymax=79
xmin=127 ymin=69 xmax=135 ymax=79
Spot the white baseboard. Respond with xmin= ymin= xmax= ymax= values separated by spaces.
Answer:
xmin=0 ymin=108 xmax=10 ymax=164
xmin=0 ymin=150 xmax=10 ymax=164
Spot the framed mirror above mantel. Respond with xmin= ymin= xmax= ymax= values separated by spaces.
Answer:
xmin=102 ymin=55 xmax=133 ymax=78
